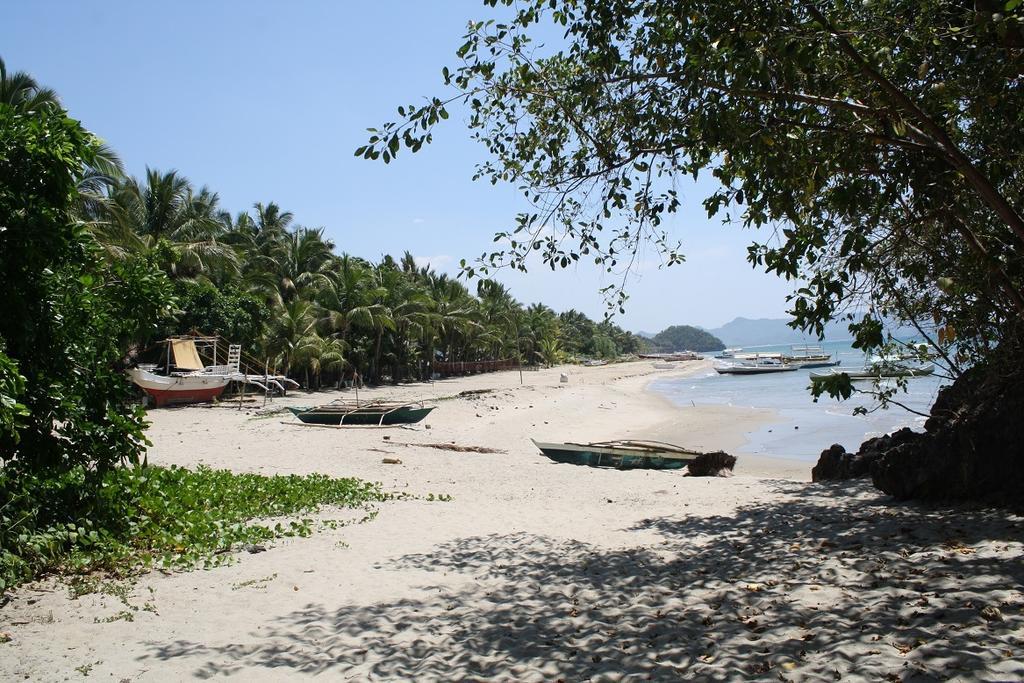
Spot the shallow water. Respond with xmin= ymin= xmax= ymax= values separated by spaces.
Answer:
xmin=650 ymin=341 xmax=948 ymax=461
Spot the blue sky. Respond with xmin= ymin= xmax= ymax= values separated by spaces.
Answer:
xmin=3 ymin=0 xmax=799 ymax=331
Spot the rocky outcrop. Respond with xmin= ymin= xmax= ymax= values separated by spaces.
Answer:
xmin=809 ymin=338 xmax=1024 ymax=503
xmin=811 ymin=428 xmax=924 ymax=483
xmin=811 ymin=444 xmax=852 ymax=482
xmin=687 ymin=451 xmax=737 ymax=477
xmin=871 ymin=363 xmax=1024 ymax=502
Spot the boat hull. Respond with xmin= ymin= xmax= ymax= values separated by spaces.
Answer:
xmin=810 ymin=363 xmax=936 ymax=381
xmin=128 ymin=368 xmax=230 ymax=407
xmin=714 ymin=365 xmax=798 ymax=375
xmin=288 ymin=405 xmax=435 ymax=426
xmin=794 ymin=359 xmax=840 ymax=369
xmin=532 ymin=440 xmax=693 ymax=470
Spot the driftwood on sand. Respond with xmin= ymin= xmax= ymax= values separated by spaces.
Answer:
xmin=393 ymin=441 xmax=506 ymax=454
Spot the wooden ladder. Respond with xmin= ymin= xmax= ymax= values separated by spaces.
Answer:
xmin=227 ymin=345 xmax=242 ymax=373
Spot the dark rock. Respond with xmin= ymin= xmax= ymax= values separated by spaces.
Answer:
xmin=688 ymin=451 xmax=737 ymax=477
xmin=871 ymin=358 xmax=1024 ymax=503
xmin=811 ymin=444 xmax=852 ymax=482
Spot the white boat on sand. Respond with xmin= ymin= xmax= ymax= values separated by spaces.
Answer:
xmin=129 ymin=336 xmax=299 ymax=407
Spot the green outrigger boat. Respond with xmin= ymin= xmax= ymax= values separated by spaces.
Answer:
xmin=531 ymin=439 xmax=700 ymax=470
xmin=287 ymin=400 xmax=435 ymax=426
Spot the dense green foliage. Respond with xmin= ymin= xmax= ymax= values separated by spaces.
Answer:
xmin=164 ymin=280 xmax=269 ymax=345
xmin=0 ymin=464 xmax=387 ymax=590
xmin=650 ymin=325 xmax=724 ymax=353
xmin=0 ymin=89 xmax=174 ymax=475
xmin=366 ymin=0 xmax=1024 ymax=397
xmin=87 ymin=175 xmax=646 ymax=382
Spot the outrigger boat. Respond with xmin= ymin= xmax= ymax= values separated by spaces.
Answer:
xmin=810 ymin=362 xmax=936 ymax=381
xmin=129 ymin=336 xmax=298 ymax=407
xmin=531 ymin=439 xmax=700 ymax=470
xmin=715 ymin=356 xmax=799 ymax=375
xmin=288 ymin=399 xmax=435 ymax=426
xmin=640 ymin=351 xmax=702 ymax=361
xmin=794 ymin=359 xmax=841 ymax=369
xmin=781 ymin=345 xmax=838 ymax=369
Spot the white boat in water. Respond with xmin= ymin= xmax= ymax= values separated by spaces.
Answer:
xmin=809 ymin=362 xmax=936 ymax=381
xmin=715 ymin=356 xmax=799 ymax=375
xmin=782 ymin=344 xmax=834 ymax=367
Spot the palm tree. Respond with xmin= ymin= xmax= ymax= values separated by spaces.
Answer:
xmin=100 ymin=169 xmax=239 ymax=280
xmin=0 ymin=57 xmax=60 ymax=111
xmin=317 ymin=255 xmax=390 ymax=342
xmin=422 ymin=272 xmax=477 ymax=364
xmin=538 ymin=336 xmax=563 ymax=367
xmin=263 ymin=299 xmax=321 ymax=380
xmin=267 ymin=227 xmax=334 ymax=304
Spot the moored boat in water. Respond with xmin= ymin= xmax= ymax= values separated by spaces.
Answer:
xmin=782 ymin=345 xmax=835 ymax=367
xmin=531 ymin=439 xmax=699 ymax=470
xmin=809 ymin=362 xmax=936 ymax=381
xmin=715 ymin=356 xmax=799 ymax=375
xmin=793 ymin=359 xmax=841 ymax=369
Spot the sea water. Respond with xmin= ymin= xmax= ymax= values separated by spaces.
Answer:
xmin=649 ymin=340 xmax=948 ymax=462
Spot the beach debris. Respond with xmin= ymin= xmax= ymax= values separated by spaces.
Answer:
xmin=244 ymin=544 xmax=267 ymax=554
xmin=686 ymin=451 xmax=737 ymax=477
xmin=980 ymin=605 xmax=1004 ymax=622
xmin=393 ymin=441 xmax=504 ymax=454
xmin=0 ymin=631 xmax=12 ymax=643
xmin=382 ymin=458 xmax=403 ymax=465
xmin=457 ymin=388 xmax=493 ymax=398
xmin=382 ymin=435 xmax=391 ymax=441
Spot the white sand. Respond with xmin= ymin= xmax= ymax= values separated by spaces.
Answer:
xmin=3 ymin=360 xmax=1022 ymax=681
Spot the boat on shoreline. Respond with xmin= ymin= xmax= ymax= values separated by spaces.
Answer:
xmin=639 ymin=351 xmax=702 ymax=361
xmin=129 ymin=336 xmax=298 ymax=407
xmin=531 ymin=439 xmax=699 ymax=470
xmin=288 ymin=400 xmax=435 ymax=426
xmin=128 ymin=366 xmax=232 ymax=407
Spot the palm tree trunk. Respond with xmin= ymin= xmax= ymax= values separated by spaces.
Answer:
xmin=372 ymin=329 xmax=383 ymax=384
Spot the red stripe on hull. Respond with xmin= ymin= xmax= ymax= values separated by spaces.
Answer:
xmin=144 ymin=385 xmax=227 ymax=407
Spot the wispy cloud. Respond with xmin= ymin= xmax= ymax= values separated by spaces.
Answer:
xmin=412 ymin=217 xmax=426 ymax=224
xmin=413 ymin=254 xmax=453 ymax=270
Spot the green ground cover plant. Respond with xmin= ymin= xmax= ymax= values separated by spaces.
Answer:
xmin=0 ymin=465 xmax=388 ymax=591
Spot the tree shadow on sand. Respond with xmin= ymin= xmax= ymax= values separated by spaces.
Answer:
xmin=143 ymin=481 xmax=1024 ymax=681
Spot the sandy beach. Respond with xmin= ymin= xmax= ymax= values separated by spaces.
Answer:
xmin=2 ymin=360 xmax=1022 ymax=681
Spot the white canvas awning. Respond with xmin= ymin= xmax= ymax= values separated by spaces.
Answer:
xmin=171 ymin=339 xmax=204 ymax=370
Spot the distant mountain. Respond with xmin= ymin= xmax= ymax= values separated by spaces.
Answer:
xmin=649 ymin=325 xmax=725 ymax=352
xmin=635 ymin=330 xmax=657 ymax=339
xmin=707 ymin=317 xmax=849 ymax=347
xmin=707 ymin=316 xmax=924 ymax=347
